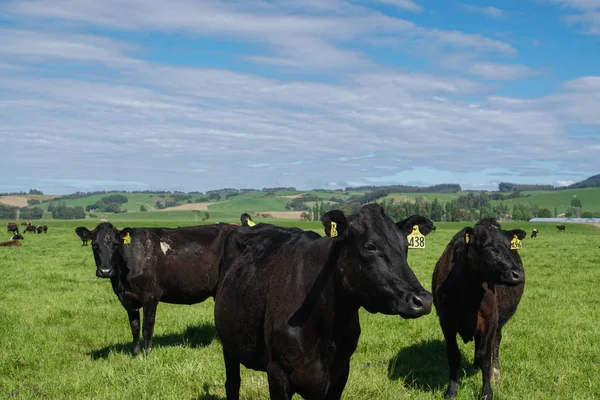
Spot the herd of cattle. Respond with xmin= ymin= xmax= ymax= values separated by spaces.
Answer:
xmin=1 ymin=221 xmax=48 ymax=247
xmin=72 ymin=206 xmax=532 ymax=400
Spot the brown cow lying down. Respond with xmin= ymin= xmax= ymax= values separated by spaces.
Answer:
xmin=0 ymin=240 xmax=22 ymax=247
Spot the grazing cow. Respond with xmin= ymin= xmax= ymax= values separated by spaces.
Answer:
xmin=21 ymin=221 xmax=32 ymax=227
xmin=75 ymin=227 xmax=93 ymax=246
xmin=556 ymin=225 xmax=566 ymax=232
xmin=78 ymin=221 xmax=238 ymax=356
xmin=7 ymin=222 xmax=18 ymax=234
xmin=42 ymin=225 xmax=48 ymax=233
xmin=531 ymin=228 xmax=538 ymax=239
xmin=0 ymin=240 xmax=21 ymax=247
xmin=36 ymin=225 xmax=43 ymax=234
xmin=432 ymin=218 xmax=526 ymax=400
xmin=11 ymin=233 xmax=24 ymax=241
xmin=214 ymin=204 xmax=434 ymax=399
xmin=23 ymin=225 xmax=36 ymax=234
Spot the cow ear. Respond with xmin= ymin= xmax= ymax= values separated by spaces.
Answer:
xmin=463 ymin=227 xmax=475 ymax=245
xmin=396 ymin=215 xmax=435 ymax=236
xmin=504 ymin=229 xmax=526 ymax=241
xmin=321 ymin=210 xmax=348 ymax=238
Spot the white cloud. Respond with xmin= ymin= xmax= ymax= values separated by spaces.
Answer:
xmin=369 ymin=0 xmax=424 ymax=13
xmin=546 ymin=0 xmax=600 ymax=34
xmin=461 ymin=4 xmax=506 ymax=18
xmin=467 ymin=62 xmax=539 ymax=81
xmin=3 ymin=0 xmax=515 ymax=72
xmin=0 ymin=1 xmax=597 ymax=193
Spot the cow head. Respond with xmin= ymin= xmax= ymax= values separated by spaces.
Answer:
xmin=321 ymin=204 xmax=433 ymax=319
xmin=462 ymin=220 xmax=526 ymax=286
xmin=81 ymin=222 xmax=123 ymax=278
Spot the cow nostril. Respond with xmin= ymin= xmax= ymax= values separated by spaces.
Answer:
xmin=411 ymin=295 xmax=424 ymax=310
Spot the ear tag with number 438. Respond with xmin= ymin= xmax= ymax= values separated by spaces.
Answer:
xmin=510 ymin=234 xmax=521 ymax=250
xmin=407 ymin=225 xmax=425 ymax=249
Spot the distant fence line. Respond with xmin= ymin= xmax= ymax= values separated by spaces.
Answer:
xmin=528 ymin=218 xmax=600 ymax=224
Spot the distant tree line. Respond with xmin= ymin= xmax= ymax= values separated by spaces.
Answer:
xmin=344 ymin=183 xmax=461 ymax=194
xmin=0 ymin=204 xmax=44 ymax=220
xmin=0 ymin=189 xmax=44 ymax=196
xmin=498 ymin=182 xmax=554 ymax=192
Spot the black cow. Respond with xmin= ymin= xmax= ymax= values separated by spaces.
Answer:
xmin=214 ymin=204 xmax=434 ymax=399
xmin=531 ymin=228 xmax=538 ymax=239
xmin=432 ymin=218 xmax=526 ymax=400
xmin=7 ymin=223 xmax=18 ymax=234
xmin=556 ymin=225 xmax=566 ymax=232
xmin=75 ymin=227 xmax=93 ymax=245
xmin=11 ymin=233 xmax=24 ymax=241
xmin=23 ymin=225 xmax=36 ymax=234
xmin=79 ymin=222 xmax=237 ymax=356
xmin=42 ymin=225 xmax=48 ymax=233
xmin=36 ymin=225 xmax=43 ymax=234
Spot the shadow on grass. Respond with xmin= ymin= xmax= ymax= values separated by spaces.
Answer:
xmin=90 ymin=323 xmax=217 ymax=359
xmin=387 ymin=339 xmax=477 ymax=392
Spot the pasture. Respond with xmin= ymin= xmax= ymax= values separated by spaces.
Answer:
xmin=1 ymin=219 xmax=599 ymax=399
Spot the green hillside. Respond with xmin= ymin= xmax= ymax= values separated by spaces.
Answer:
xmin=490 ymin=188 xmax=600 ymax=214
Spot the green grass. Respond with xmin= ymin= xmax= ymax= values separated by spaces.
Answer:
xmin=1 ymin=219 xmax=599 ymax=399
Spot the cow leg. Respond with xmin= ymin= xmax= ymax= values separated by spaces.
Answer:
xmin=142 ymin=301 xmax=158 ymax=354
xmin=325 ymin=361 xmax=350 ymax=400
xmin=127 ymin=309 xmax=141 ymax=356
xmin=477 ymin=329 xmax=496 ymax=400
xmin=267 ymin=363 xmax=293 ymax=400
xmin=443 ymin=329 xmax=460 ymax=399
xmin=223 ymin=349 xmax=241 ymax=400
xmin=491 ymin=328 xmax=502 ymax=382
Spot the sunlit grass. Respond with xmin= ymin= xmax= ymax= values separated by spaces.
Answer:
xmin=1 ymin=220 xmax=599 ymax=399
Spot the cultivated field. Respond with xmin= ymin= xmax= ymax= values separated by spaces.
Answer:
xmin=1 ymin=219 xmax=599 ymax=399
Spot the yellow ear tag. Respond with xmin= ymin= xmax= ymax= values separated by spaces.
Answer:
xmin=465 ymin=233 xmax=470 ymax=244
xmin=247 ymin=219 xmax=256 ymax=227
xmin=510 ymin=234 xmax=521 ymax=250
xmin=330 ymin=221 xmax=338 ymax=238
xmin=407 ymin=225 xmax=425 ymax=249
xmin=123 ymin=232 xmax=131 ymax=245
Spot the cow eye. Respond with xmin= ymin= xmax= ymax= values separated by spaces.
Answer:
xmin=364 ymin=243 xmax=377 ymax=252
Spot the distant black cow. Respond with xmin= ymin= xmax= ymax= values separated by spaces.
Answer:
xmin=531 ymin=228 xmax=538 ymax=239
xmin=42 ymin=225 xmax=48 ymax=233
xmin=556 ymin=225 xmax=566 ymax=232
xmin=11 ymin=233 xmax=24 ymax=241
xmin=214 ymin=204 xmax=434 ymax=399
xmin=75 ymin=227 xmax=92 ymax=246
xmin=432 ymin=218 xmax=526 ymax=400
xmin=36 ymin=225 xmax=43 ymax=234
xmin=78 ymin=222 xmax=237 ymax=356
xmin=23 ymin=225 xmax=36 ymax=234
xmin=7 ymin=223 xmax=18 ymax=234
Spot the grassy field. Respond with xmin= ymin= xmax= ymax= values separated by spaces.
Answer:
xmin=1 ymin=218 xmax=599 ymax=399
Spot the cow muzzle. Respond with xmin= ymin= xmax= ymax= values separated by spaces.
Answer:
xmin=399 ymin=291 xmax=433 ymax=319
xmin=96 ymin=268 xmax=114 ymax=278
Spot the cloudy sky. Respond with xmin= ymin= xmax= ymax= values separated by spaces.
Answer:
xmin=1 ymin=0 xmax=599 ymax=194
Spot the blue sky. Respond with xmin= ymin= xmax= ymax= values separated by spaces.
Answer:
xmin=1 ymin=0 xmax=599 ymax=194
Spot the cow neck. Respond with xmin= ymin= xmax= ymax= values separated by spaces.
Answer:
xmin=109 ymin=250 xmax=130 ymax=291
xmin=448 ymin=246 xmax=487 ymax=305
xmin=288 ymin=238 xmax=359 ymax=338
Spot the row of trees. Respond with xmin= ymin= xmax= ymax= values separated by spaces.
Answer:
xmin=0 ymin=204 xmax=44 ymax=220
